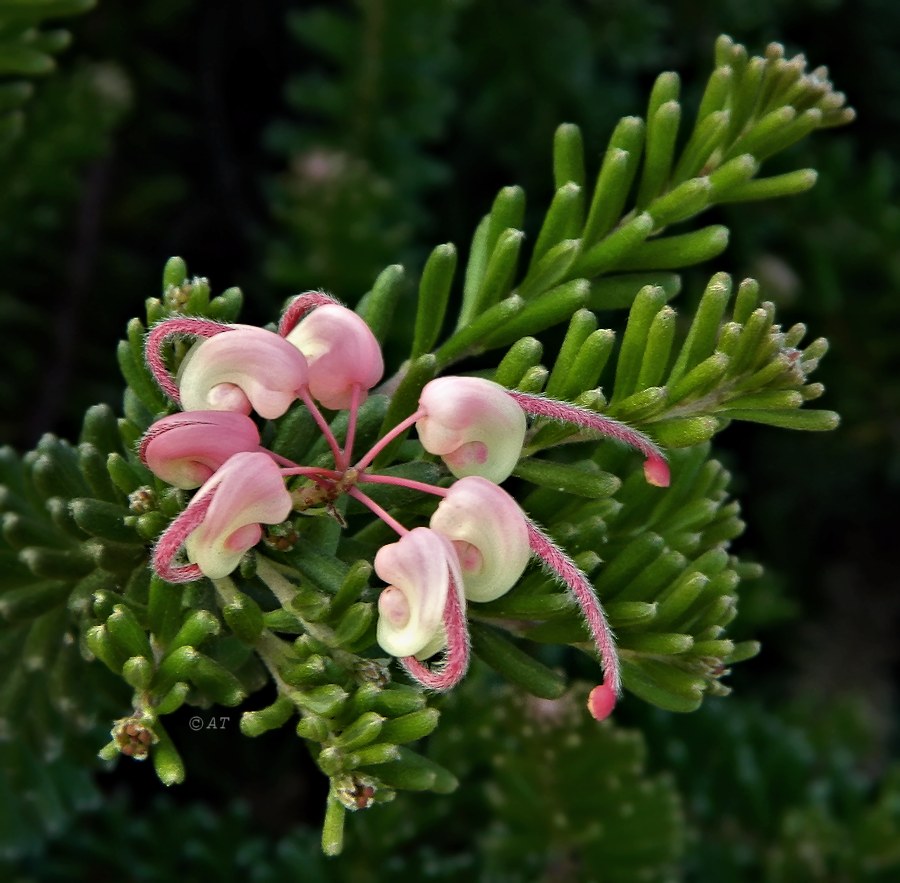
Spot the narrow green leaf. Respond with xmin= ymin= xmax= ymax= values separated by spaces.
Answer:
xmin=647 ymin=177 xmax=712 ymax=228
xmin=470 ymin=622 xmax=567 ymax=699
xmin=706 ymin=154 xmax=759 ymax=200
xmin=636 ymin=306 xmax=676 ymax=390
xmin=720 ymin=168 xmax=818 ymax=202
xmin=613 ymin=225 xmax=729 ymax=272
xmin=207 ymin=286 xmax=243 ymax=322
xmin=530 ymin=183 xmax=584 ymax=266
xmin=377 ymin=708 xmax=440 ymax=745
xmin=622 ymin=633 xmax=694 ymax=655
xmin=553 ymin=122 xmax=586 ymax=188
xmin=696 ymin=65 xmax=733 ymax=122
xmin=152 ymin=722 xmax=185 ymax=786
xmin=478 ymin=281 xmax=589 ymax=351
xmin=459 ymin=215 xmax=490 ymax=325
xmin=575 ymin=212 xmax=655 ymax=277
xmin=671 ymin=110 xmax=730 ymax=183
xmin=612 ymin=284 xmax=667 ymax=402
xmin=667 ymin=352 xmax=730 ymax=404
xmin=435 ymin=295 xmax=524 ymax=367
xmin=620 ymin=659 xmax=704 ymax=713
xmin=565 ymin=328 xmax=617 ymax=398
xmin=241 ymin=697 xmax=295 ymax=737
xmin=373 ymin=353 xmax=436 ymax=465
xmin=719 ymin=408 xmax=839 ymax=431
xmin=583 ymin=116 xmax=645 ymax=245
xmin=518 ymin=238 xmax=580 ymax=299
xmin=0 ymin=45 xmax=54 ymax=76
xmin=492 ymin=336 xmax=543 ymax=389
xmin=637 ymin=99 xmax=681 ymax=208
xmin=512 ymin=458 xmax=621 ymax=499
xmin=668 ymin=272 xmax=732 ymax=384
xmin=69 ymin=498 xmax=137 ymax=543
xmin=355 ymin=264 xmax=404 ymax=345
xmin=472 ymin=228 xmax=524 ymax=315
xmin=411 ymin=243 xmax=456 ymax=359
xmin=650 ymin=416 xmax=722 ymax=448
xmin=106 ymin=604 xmax=153 ymax=660
xmin=544 ymin=309 xmax=597 ymax=398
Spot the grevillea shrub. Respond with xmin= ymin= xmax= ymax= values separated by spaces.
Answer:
xmin=0 ymin=33 xmax=852 ymax=860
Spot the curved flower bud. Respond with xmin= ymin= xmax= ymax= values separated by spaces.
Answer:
xmin=429 ymin=476 xmax=530 ymax=602
xmin=178 ymin=325 xmax=309 ymax=419
xmin=139 ymin=411 xmax=261 ymax=489
xmin=284 ymin=304 xmax=383 ymax=410
xmin=153 ymin=451 xmax=292 ymax=582
xmin=374 ymin=527 xmax=463 ymax=659
xmin=416 ymin=377 xmax=526 ymax=484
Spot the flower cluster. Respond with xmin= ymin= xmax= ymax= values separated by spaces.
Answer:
xmin=140 ymin=292 xmax=670 ymax=720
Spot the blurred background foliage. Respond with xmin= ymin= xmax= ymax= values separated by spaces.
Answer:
xmin=1 ymin=0 xmax=898 ymax=879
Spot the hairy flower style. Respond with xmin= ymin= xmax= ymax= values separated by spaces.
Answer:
xmin=178 ymin=325 xmax=309 ymax=419
xmin=508 ymin=391 xmax=670 ymax=487
xmin=145 ymin=316 xmax=231 ymax=404
xmin=527 ymin=519 xmax=620 ymax=720
xmin=139 ymin=411 xmax=261 ymax=489
xmin=153 ymin=451 xmax=292 ymax=582
xmin=429 ymin=476 xmax=530 ymax=602
xmin=277 ymin=290 xmax=342 ymax=336
xmin=374 ymin=527 xmax=463 ymax=659
xmin=416 ymin=377 xmax=527 ymax=483
xmin=283 ymin=303 xmax=384 ymax=410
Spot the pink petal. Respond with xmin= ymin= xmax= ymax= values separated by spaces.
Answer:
xmin=139 ymin=411 xmax=261 ymax=489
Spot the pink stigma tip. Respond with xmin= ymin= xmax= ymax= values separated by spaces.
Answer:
xmin=587 ymin=683 xmax=617 ymax=722
xmin=643 ymin=456 xmax=671 ymax=488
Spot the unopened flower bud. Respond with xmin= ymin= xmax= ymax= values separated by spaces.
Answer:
xmin=178 ymin=325 xmax=308 ymax=419
xmin=139 ymin=411 xmax=262 ymax=489
xmin=429 ymin=476 xmax=530 ymax=602
xmin=374 ymin=527 xmax=462 ymax=659
xmin=153 ymin=451 xmax=293 ymax=582
xmin=284 ymin=304 xmax=384 ymax=409
xmin=416 ymin=377 xmax=526 ymax=484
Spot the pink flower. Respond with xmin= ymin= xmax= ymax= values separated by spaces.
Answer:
xmin=374 ymin=527 xmax=463 ymax=659
xmin=283 ymin=303 xmax=384 ymax=410
xmin=416 ymin=377 xmax=527 ymax=484
xmin=139 ymin=411 xmax=262 ymax=489
xmin=429 ymin=476 xmax=530 ymax=602
xmin=153 ymin=451 xmax=293 ymax=582
xmin=177 ymin=325 xmax=309 ymax=419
